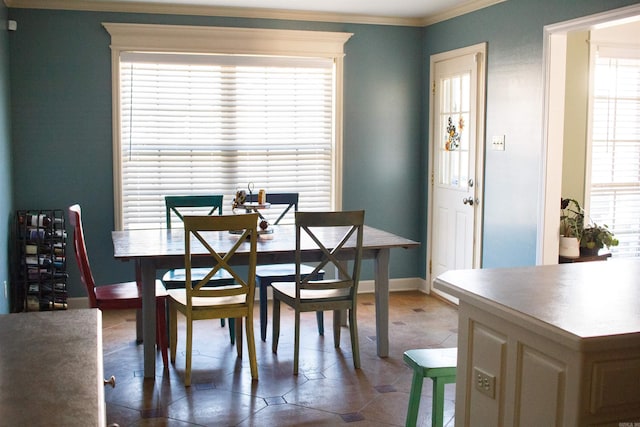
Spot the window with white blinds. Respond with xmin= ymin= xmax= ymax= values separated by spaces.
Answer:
xmin=588 ymin=45 xmax=640 ymax=257
xmin=104 ymin=24 xmax=352 ymax=230
xmin=119 ymin=53 xmax=334 ymax=229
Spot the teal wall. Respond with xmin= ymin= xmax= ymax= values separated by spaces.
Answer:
xmin=0 ymin=2 xmax=12 ymax=313
xmin=423 ymin=0 xmax=639 ymax=268
xmin=7 ymin=9 xmax=423 ymax=299
xmin=4 ymin=0 xmax=638 ymax=304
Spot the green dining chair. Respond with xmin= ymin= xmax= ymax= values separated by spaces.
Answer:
xmin=163 ymin=195 xmax=236 ymax=342
xmin=272 ymin=210 xmax=365 ymax=375
xmin=244 ymin=192 xmax=325 ymax=342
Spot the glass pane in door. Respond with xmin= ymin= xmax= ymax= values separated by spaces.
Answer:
xmin=438 ymin=71 xmax=471 ymax=189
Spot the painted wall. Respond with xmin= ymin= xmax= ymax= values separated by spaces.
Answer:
xmin=423 ymin=0 xmax=639 ymax=269
xmin=7 ymin=9 xmax=423 ymax=299
xmin=6 ymin=0 xmax=638 ymax=303
xmin=561 ymin=30 xmax=589 ymax=205
xmin=0 ymin=2 xmax=12 ymax=314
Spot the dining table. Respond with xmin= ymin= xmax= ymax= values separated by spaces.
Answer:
xmin=112 ymin=223 xmax=420 ymax=378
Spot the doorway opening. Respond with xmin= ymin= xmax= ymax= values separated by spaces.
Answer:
xmin=539 ymin=4 xmax=640 ymax=264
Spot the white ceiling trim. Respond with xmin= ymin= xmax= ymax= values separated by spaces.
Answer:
xmin=5 ymin=0 xmax=507 ymax=27
xmin=420 ymin=0 xmax=506 ymax=26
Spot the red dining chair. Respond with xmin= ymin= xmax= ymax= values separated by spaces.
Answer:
xmin=68 ymin=204 xmax=169 ymax=368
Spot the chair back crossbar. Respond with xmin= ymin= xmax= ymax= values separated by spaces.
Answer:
xmin=245 ymin=192 xmax=298 ymax=225
xmin=165 ymin=195 xmax=224 ymax=229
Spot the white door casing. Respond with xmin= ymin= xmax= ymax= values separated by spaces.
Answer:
xmin=428 ymin=43 xmax=486 ymax=303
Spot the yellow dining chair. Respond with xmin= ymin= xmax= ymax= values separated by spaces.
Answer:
xmin=168 ymin=213 xmax=259 ymax=386
xmin=244 ymin=192 xmax=325 ymax=341
xmin=271 ymin=210 xmax=365 ymax=375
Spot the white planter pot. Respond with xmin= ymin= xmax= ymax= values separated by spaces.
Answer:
xmin=559 ymin=236 xmax=580 ymax=258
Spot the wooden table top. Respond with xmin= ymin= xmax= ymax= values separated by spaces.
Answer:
xmin=112 ymin=224 xmax=419 ymax=260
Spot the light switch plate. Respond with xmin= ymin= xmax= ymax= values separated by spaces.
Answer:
xmin=474 ymin=367 xmax=496 ymax=398
xmin=492 ymin=135 xmax=505 ymax=151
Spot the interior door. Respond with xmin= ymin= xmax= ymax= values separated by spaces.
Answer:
xmin=429 ymin=44 xmax=486 ymax=303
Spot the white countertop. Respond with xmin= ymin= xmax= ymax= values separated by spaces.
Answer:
xmin=434 ymin=259 xmax=640 ymax=349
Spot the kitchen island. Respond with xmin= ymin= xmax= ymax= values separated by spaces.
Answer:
xmin=0 ymin=309 xmax=106 ymax=426
xmin=434 ymin=259 xmax=640 ymax=426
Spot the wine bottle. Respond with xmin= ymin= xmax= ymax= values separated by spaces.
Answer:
xmin=20 ymin=213 xmax=52 ymax=227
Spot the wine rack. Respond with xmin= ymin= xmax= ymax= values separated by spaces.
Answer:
xmin=14 ymin=209 xmax=68 ymax=311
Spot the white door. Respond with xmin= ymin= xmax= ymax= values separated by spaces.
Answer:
xmin=429 ymin=44 xmax=486 ymax=303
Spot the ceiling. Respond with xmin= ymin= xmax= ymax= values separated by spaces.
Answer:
xmin=6 ymin=0 xmax=507 ymax=26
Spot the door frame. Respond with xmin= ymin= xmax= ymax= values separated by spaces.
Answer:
xmin=538 ymin=3 xmax=640 ymax=265
xmin=427 ymin=42 xmax=487 ymax=298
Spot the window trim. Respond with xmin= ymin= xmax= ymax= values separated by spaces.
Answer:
xmin=103 ymin=23 xmax=352 ymax=230
xmin=585 ymin=37 xmax=640 ymax=257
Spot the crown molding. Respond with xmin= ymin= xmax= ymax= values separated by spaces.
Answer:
xmin=420 ymin=0 xmax=507 ymax=26
xmin=5 ymin=0 xmax=423 ymax=26
xmin=5 ymin=0 xmax=506 ymax=27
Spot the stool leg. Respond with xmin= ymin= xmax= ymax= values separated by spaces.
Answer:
xmin=405 ymin=371 xmax=424 ymax=427
xmin=431 ymin=377 xmax=445 ymax=427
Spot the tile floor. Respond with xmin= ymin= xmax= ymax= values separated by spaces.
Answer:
xmin=102 ymin=291 xmax=458 ymax=426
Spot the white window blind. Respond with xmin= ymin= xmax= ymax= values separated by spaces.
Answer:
xmin=119 ymin=52 xmax=335 ymax=229
xmin=588 ymin=46 xmax=640 ymax=257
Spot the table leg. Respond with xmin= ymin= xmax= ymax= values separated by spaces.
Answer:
xmin=374 ymin=248 xmax=390 ymax=357
xmin=140 ymin=259 xmax=157 ymax=378
xmin=136 ymin=309 xmax=143 ymax=343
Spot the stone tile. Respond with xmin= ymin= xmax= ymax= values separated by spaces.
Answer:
xmin=103 ymin=291 xmax=459 ymax=426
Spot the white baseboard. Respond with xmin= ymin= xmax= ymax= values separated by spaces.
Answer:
xmin=357 ymin=277 xmax=425 ymax=294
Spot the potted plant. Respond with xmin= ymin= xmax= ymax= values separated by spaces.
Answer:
xmin=560 ymin=197 xmax=619 ymax=257
xmin=559 ymin=198 xmax=583 ymax=258
xmin=580 ymin=222 xmax=619 ymax=256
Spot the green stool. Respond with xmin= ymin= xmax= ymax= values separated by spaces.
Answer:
xmin=403 ymin=348 xmax=457 ymax=427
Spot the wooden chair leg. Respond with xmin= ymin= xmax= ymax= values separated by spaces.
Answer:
xmin=272 ymin=298 xmax=281 ymax=353
xmin=293 ymin=310 xmax=300 ymax=375
xmin=169 ymin=302 xmax=177 ymax=364
xmin=316 ymin=311 xmax=324 ymax=336
xmin=155 ymin=299 xmax=168 ymax=369
xmin=235 ymin=317 xmax=243 ymax=358
xmin=333 ymin=310 xmax=341 ymax=348
xmin=349 ymin=307 xmax=360 ymax=369
xmin=258 ymin=277 xmax=268 ymax=341
xmin=229 ymin=318 xmax=236 ymax=345
xmin=185 ymin=315 xmax=193 ymax=387
xmin=245 ymin=313 xmax=258 ymax=380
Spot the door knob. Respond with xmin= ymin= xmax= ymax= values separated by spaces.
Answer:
xmin=104 ymin=375 xmax=116 ymax=388
xmin=463 ymin=197 xmax=474 ymax=206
